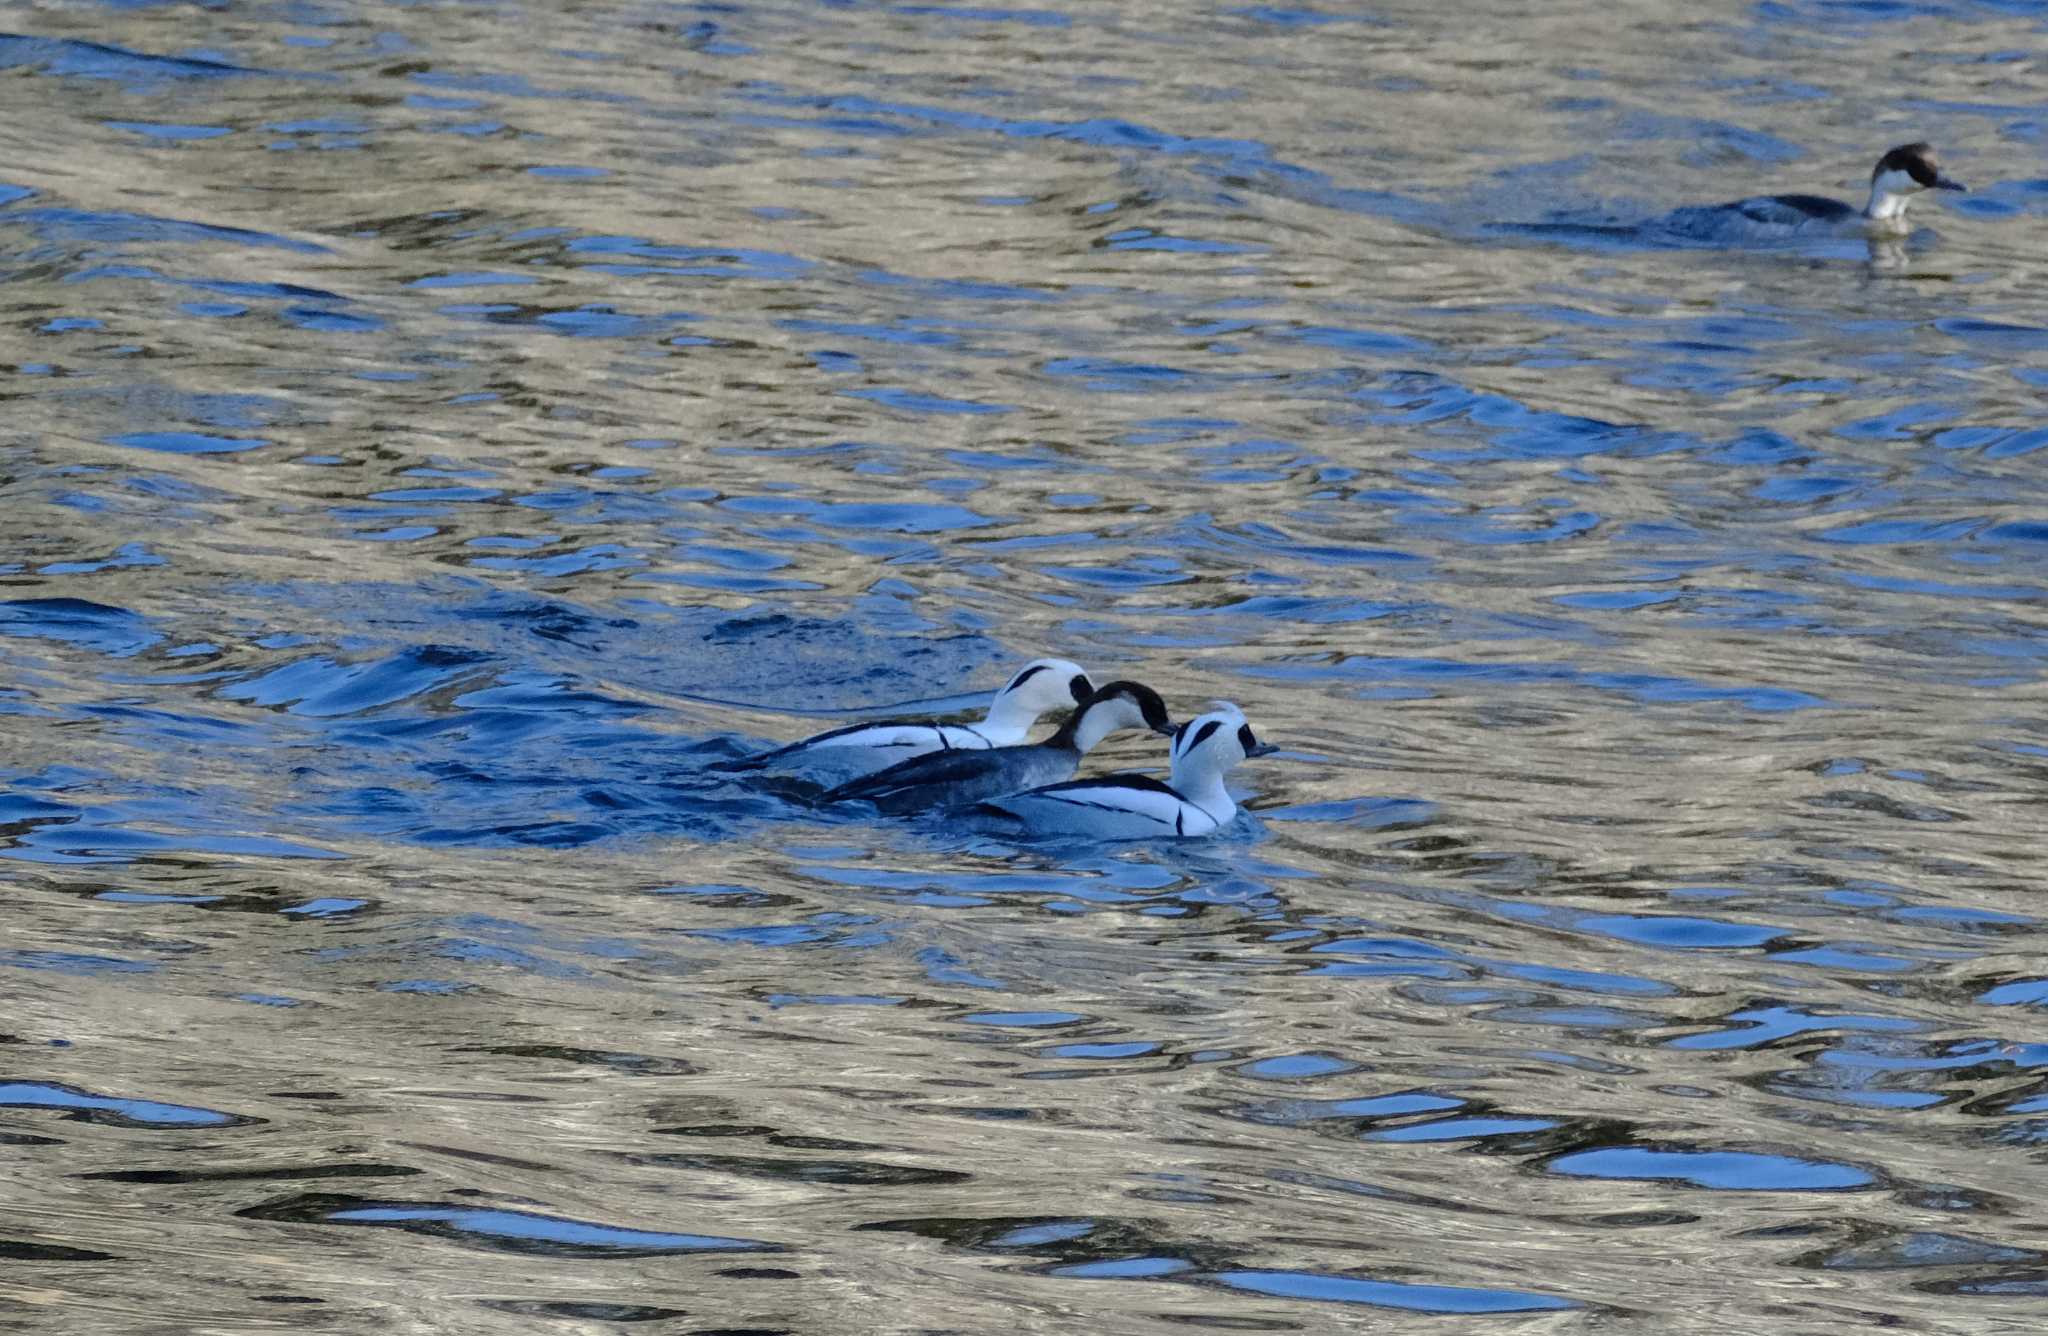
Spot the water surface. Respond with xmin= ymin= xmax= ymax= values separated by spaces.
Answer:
xmin=4 ymin=1 xmax=2047 ymax=1331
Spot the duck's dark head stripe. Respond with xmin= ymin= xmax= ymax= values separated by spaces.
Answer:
xmin=1184 ymin=719 xmax=1222 ymax=755
xmin=1877 ymin=142 xmax=1938 ymax=187
xmin=1004 ymin=664 xmax=1047 ymax=695
xmin=1067 ymin=672 xmax=1093 ymax=704
xmin=1083 ymin=680 xmax=1157 ymax=711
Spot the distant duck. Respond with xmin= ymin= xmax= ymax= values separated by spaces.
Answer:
xmin=1659 ymin=142 xmax=1965 ymax=242
xmin=817 ymin=680 xmax=1174 ymax=815
xmin=967 ymin=702 xmax=1277 ymax=840
xmin=713 ymin=658 xmax=1093 ymax=777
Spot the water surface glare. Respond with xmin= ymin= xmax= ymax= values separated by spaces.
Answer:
xmin=3 ymin=0 xmax=2047 ymax=1332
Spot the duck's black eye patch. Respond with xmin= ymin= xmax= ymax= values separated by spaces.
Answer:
xmin=1067 ymin=673 xmax=1092 ymax=704
xmin=1880 ymin=143 xmax=1939 ymax=187
xmin=1237 ymin=723 xmax=1257 ymax=754
xmin=1186 ymin=720 xmax=1222 ymax=754
xmin=1005 ymin=664 xmax=1047 ymax=694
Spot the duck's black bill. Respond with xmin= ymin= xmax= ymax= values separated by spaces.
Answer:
xmin=1935 ymin=175 xmax=1967 ymax=192
xmin=1243 ymin=740 xmax=1280 ymax=757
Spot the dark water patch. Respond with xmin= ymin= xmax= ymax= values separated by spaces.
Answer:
xmin=718 ymin=496 xmax=996 ymax=534
xmin=1980 ymin=520 xmax=2048 ymax=546
xmin=843 ymin=386 xmax=1014 ymax=415
xmin=856 ymin=1214 xmax=1188 ymax=1268
xmin=1935 ymin=317 xmax=2048 ymax=349
xmin=0 ymin=1080 xmax=253 ymax=1129
xmin=216 ymin=646 xmax=493 ymax=717
xmin=0 ymin=34 xmax=268 ymax=84
xmin=0 ymin=598 xmax=162 ymax=658
xmin=1040 ymin=561 xmax=1188 ymax=590
xmin=1100 ymin=227 xmax=1259 ymax=253
xmin=0 ymin=1240 xmax=118 ymax=1261
xmin=79 ymin=1162 xmax=419 ymax=1185
xmin=658 ymin=1125 xmax=782 ymax=1140
xmin=650 ymin=884 xmax=800 ymax=910
xmin=1220 ymin=1090 xmax=1465 ymax=1130
xmin=0 ymin=803 xmax=345 ymax=865
xmin=1818 ymin=517 xmax=1981 ymax=546
xmin=960 ymin=1010 xmax=1089 ymax=1029
xmin=106 ymin=120 xmax=232 ymax=141
xmin=1284 ymin=324 xmax=1434 ymax=356
xmin=1206 ymin=1268 xmax=1577 ymax=1313
xmin=1492 ymin=961 xmax=1675 ymax=997
xmin=1667 ymin=1005 xmax=1923 ymax=1051
xmin=1364 ymin=1115 xmax=1562 ymax=1143
xmin=238 ymin=1193 xmax=782 ymax=1257
xmin=1796 ymin=1227 xmax=2039 ymax=1271
xmin=631 ymin=1153 xmax=970 ymax=1187
xmin=1545 ymin=1144 xmax=1876 ymax=1191
xmin=4 ymin=207 xmax=324 ymax=252
xmin=0 ymin=949 xmax=147 ymax=974
xmin=467 ymin=1044 xmax=697 ymax=1076
xmin=780 ymin=315 xmax=960 ymax=347
xmin=1573 ymin=912 xmax=1785 ymax=950
xmin=35 ymin=542 xmax=164 ymax=577
xmin=1979 ymin=977 xmax=2048 ymax=1008
xmin=477 ymin=1300 xmax=695 ymax=1322
xmin=565 ymin=234 xmax=813 ymax=281
xmin=1043 ymin=356 xmax=1196 ymax=389
xmin=1036 ymin=1038 xmax=1164 ymax=1061
xmin=279 ymin=897 xmax=368 ymax=919
xmin=1347 ymin=370 xmax=1672 ymax=459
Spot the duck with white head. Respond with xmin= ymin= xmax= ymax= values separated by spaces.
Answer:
xmin=713 ymin=657 xmax=1094 ymax=778
xmin=818 ymin=680 xmax=1176 ymax=816
xmin=966 ymin=702 xmax=1278 ymax=840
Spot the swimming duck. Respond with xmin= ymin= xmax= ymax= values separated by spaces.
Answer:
xmin=817 ymin=680 xmax=1174 ymax=815
xmin=1659 ymin=141 xmax=1965 ymax=242
xmin=967 ymin=702 xmax=1276 ymax=839
xmin=713 ymin=658 xmax=1093 ymax=777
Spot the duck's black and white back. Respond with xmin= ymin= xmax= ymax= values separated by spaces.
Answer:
xmin=818 ymin=680 xmax=1173 ymax=815
xmin=969 ymin=703 xmax=1277 ymax=841
xmin=713 ymin=658 xmax=1092 ymax=778
xmin=1658 ymin=142 xmax=1964 ymax=244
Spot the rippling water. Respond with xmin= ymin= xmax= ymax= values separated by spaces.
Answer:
xmin=5 ymin=1 xmax=2048 ymax=1330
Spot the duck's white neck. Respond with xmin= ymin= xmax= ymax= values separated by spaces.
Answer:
xmin=980 ymin=693 xmax=1037 ymax=740
xmin=1067 ymin=703 xmax=1131 ymax=754
xmin=1171 ymin=759 xmax=1236 ymax=824
xmin=1863 ymin=171 xmax=1917 ymax=230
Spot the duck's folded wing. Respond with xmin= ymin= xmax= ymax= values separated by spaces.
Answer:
xmin=981 ymin=774 xmax=1186 ymax=829
xmin=820 ymin=746 xmax=1002 ymax=804
xmin=716 ymin=718 xmax=975 ymax=772
xmin=1737 ymin=194 xmax=1852 ymax=227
